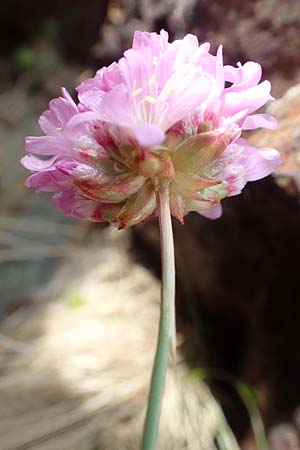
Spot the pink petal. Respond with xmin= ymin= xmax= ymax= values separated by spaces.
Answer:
xmin=133 ymin=123 xmax=165 ymax=147
xmin=242 ymin=114 xmax=278 ymax=130
xmin=56 ymin=161 xmax=115 ymax=182
xmin=119 ymin=48 xmax=153 ymax=93
xmin=101 ymin=90 xmax=133 ymax=128
xmin=52 ymin=190 xmax=105 ymax=221
xmin=24 ymin=170 xmax=70 ymax=192
xmin=237 ymin=61 xmax=262 ymax=87
xmin=222 ymin=80 xmax=272 ymax=116
xmin=132 ymin=29 xmax=169 ymax=71
xmin=215 ymin=45 xmax=224 ymax=92
xmin=156 ymin=45 xmax=180 ymax=86
xmin=198 ymin=204 xmax=223 ymax=219
xmin=77 ymin=84 xmax=105 ymax=113
xmin=61 ymin=88 xmax=77 ymax=105
xmin=101 ymin=63 xmax=122 ymax=90
xmin=77 ymin=63 xmax=122 ymax=106
xmin=64 ymin=111 xmax=103 ymax=149
xmin=224 ymin=62 xmax=262 ymax=90
xmin=171 ymin=34 xmax=199 ymax=70
xmin=21 ymin=155 xmax=59 ymax=171
xmin=133 ymin=29 xmax=169 ymax=53
xmin=25 ymin=136 xmax=73 ymax=156
xmin=158 ymin=66 xmax=212 ymax=130
xmin=240 ymin=145 xmax=281 ymax=181
xmin=38 ymin=90 xmax=78 ymax=134
xmin=229 ymin=108 xmax=250 ymax=126
xmin=222 ymin=163 xmax=247 ymax=196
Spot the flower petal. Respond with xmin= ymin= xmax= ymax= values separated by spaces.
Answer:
xmin=39 ymin=89 xmax=78 ymax=135
xmin=242 ymin=114 xmax=278 ymax=130
xmin=222 ymin=80 xmax=272 ymax=117
xmin=198 ymin=204 xmax=223 ymax=219
xmin=133 ymin=29 xmax=169 ymax=52
xmin=21 ymin=155 xmax=59 ymax=171
xmin=53 ymin=190 xmax=108 ymax=221
xmin=24 ymin=169 xmax=70 ymax=192
xmin=224 ymin=62 xmax=262 ymax=90
xmin=133 ymin=123 xmax=166 ymax=147
xmin=101 ymin=89 xmax=133 ymax=128
xmin=240 ymin=145 xmax=281 ymax=181
xmin=25 ymin=136 xmax=73 ymax=156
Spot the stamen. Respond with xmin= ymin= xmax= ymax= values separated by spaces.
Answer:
xmin=56 ymin=127 xmax=63 ymax=131
xmin=132 ymin=87 xmax=143 ymax=97
xmin=149 ymin=73 xmax=157 ymax=85
xmin=144 ymin=95 xmax=157 ymax=104
xmin=164 ymin=87 xmax=175 ymax=97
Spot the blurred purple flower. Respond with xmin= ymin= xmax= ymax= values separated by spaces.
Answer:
xmin=22 ymin=30 xmax=280 ymax=228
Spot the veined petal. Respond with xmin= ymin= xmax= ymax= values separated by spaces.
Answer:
xmin=21 ymin=154 xmax=59 ymax=171
xmin=24 ymin=169 xmax=71 ymax=192
xmin=171 ymin=34 xmax=199 ymax=70
xmin=64 ymin=111 xmax=103 ymax=150
xmin=77 ymin=63 xmax=122 ymax=112
xmin=119 ymin=48 xmax=154 ymax=93
xmin=222 ymin=163 xmax=247 ymax=196
xmin=25 ymin=135 xmax=73 ymax=156
xmin=198 ymin=204 xmax=223 ymax=219
xmin=133 ymin=29 xmax=169 ymax=53
xmin=222 ymin=80 xmax=272 ymax=116
xmin=77 ymin=83 xmax=105 ymax=113
xmin=52 ymin=190 xmax=113 ymax=222
xmin=101 ymin=89 xmax=133 ymax=128
xmin=39 ymin=89 xmax=78 ymax=135
xmin=224 ymin=62 xmax=262 ymax=90
xmin=239 ymin=145 xmax=281 ymax=181
xmin=133 ymin=123 xmax=166 ymax=147
xmin=157 ymin=66 xmax=212 ymax=130
xmin=242 ymin=114 xmax=278 ymax=130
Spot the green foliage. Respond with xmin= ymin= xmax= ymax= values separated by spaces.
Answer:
xmin=187 ymin=368 xmax=268 ymax=450
xmin=40 ymin=17 xmax=61 ymax=39
xmin=65 ymin=292 xmax=86 ymax=309
xmin=13 ymin=47 xmax=36 ymax=70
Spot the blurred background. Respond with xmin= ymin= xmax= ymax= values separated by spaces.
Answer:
xmin=0 ymin=1 xmax=300 ymax=449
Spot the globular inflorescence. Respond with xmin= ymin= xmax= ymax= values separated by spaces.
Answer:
xmin=22 ymin=30 xmax=280 ymax=228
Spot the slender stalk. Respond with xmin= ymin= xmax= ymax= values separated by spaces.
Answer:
xmin=140 ymin=179 xmax=176 ymax=450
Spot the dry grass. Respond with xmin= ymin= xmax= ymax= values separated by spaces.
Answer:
xmin=0 ymin=227 xmax=239 ymax=450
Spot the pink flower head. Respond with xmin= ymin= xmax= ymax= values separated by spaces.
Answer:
xmin=22 ymin=30 xmax=280 ymax=228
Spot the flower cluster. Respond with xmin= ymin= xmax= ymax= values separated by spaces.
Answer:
xmin=22 ymin=30 xmax=280 ymax=228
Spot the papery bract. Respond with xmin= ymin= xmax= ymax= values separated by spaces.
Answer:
xmin=22 ymin=30 xmax=280 ymax=228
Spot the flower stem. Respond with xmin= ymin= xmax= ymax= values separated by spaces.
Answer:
xmin=140 ymin=179 xmax=176 ymax=450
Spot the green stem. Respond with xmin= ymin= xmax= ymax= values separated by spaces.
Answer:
xmin=140 ymin=179 xmax=176 ymax=450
